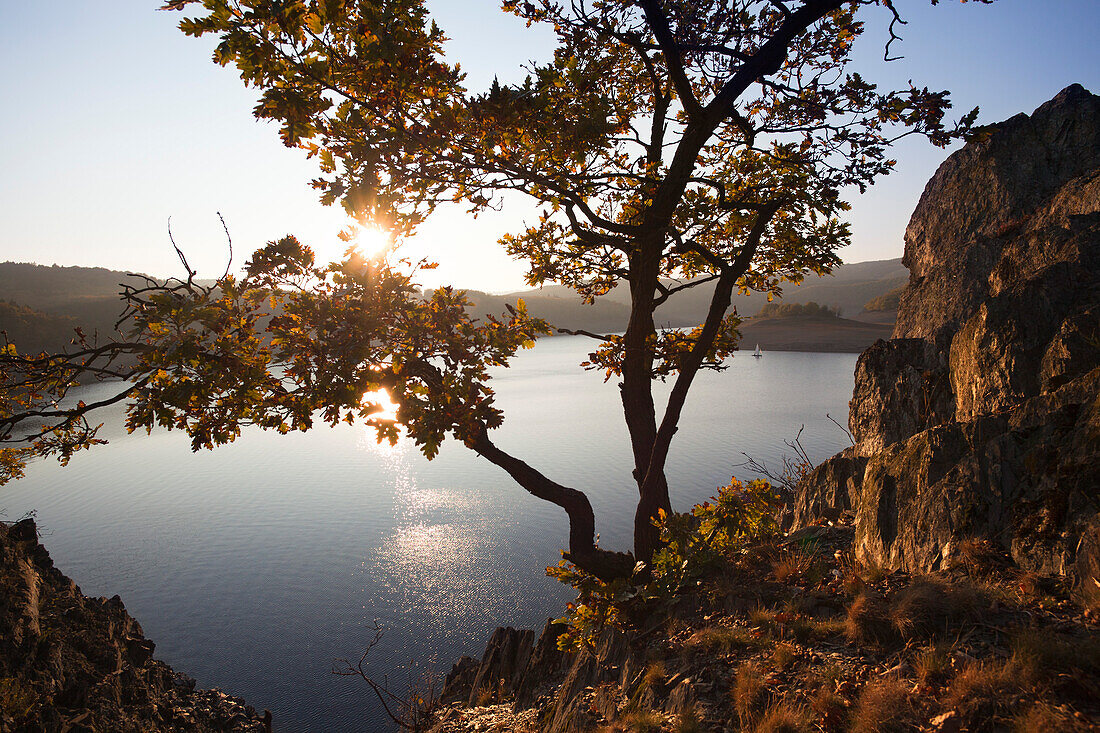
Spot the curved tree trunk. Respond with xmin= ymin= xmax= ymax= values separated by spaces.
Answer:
xmin=469 ymin=427 xmax=635 ymax=582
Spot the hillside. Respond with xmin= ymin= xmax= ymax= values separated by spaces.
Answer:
xmin=498 ymin=258 xmax=907 ymax=328
xmin=0 ymin=262 xmax=137 ymax=352
xmin=739 ymin=314 xmax=892 ymax=353
xmin=0 ymin=257 xmax=904 ymax=355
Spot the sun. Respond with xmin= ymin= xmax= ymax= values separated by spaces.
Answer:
xmin=363 ymin=387 xmax=400 ymax=422
xmin=353 ymin=226 xmax=393 ymax=259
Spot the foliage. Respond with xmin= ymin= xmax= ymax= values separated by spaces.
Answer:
xmin=862 ymin=285 xmax=904 ymax=313
xmin=548 ymin=478 xmax=781 ymax=651
xmin=755 ymin=300 xmax=840 ymax=319
xmin=2 ymin=0 xmax=991 ymax=578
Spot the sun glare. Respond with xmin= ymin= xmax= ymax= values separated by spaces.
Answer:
xmin=354 ymin=227 xmax=393 ymax=259
xmin=363 ymin=387 xmax=400 ymax=423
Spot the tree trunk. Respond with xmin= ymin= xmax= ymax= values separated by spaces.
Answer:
xmin=469 ymin=427 xmax=634 ymax=582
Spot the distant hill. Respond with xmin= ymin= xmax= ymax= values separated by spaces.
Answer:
xmin=0 ymin=257 xmax=906 ymax=355
xmin=480 ymin=258 xmax=907 ymax=334
xmin=0 ymin=301 xmax=81 ymax=354
xmin=739 ymin=314 xmax=892 ymax=353
xmin=497 ymin=255 xmax=902 ymax=325
xmin=0 ymin=262 xmax=137 ymax=351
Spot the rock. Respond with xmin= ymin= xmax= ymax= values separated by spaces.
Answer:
xmin=465 ymin=626 xmax=534 ymax=706
xmin=0 ymin=519 xmax=265 ymax=732
xmin=791 ymin=85 xmax=1100 ymax=583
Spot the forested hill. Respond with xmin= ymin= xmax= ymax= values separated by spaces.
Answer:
xmin=0 ymin=258 xmax=905 ymax=354
xmin=467 ymin=257 xmax=906 ymax=333
xmin=0 ymin=262 xmax=139 ymax=352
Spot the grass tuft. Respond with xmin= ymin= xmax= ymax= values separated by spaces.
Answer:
xmin=845 ymin=592 xmax=895 ymax=645
xmin=732 ymin=661 xmax=768 ymax=727
xmin=753 ymin=703 xmax=811 ymax=733
xmin=850 ymin=678 xmax=918 ymax=733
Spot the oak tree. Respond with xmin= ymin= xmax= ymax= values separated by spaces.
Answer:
xmin=0 ymin=0 xmax=987 ymax=580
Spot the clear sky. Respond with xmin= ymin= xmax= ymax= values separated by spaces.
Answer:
xmin=1 ymin=1 xmax=1098 ymax=293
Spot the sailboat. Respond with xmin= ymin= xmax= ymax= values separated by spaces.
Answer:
xmin=752 ymin=344 xmax=763 ymax=358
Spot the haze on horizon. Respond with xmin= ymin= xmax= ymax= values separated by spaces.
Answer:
xmin=2 ymin=0 xmax=1098 ymax=293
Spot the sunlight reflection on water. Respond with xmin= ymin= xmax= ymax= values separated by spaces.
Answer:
xmin=1 ymin=340 xmax=859 ymax=731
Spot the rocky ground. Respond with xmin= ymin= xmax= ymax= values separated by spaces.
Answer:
xmin=0 ymin=518 xmax=267 ymax=733
xmin=431 ymin=515 xmax=1099 ymax=732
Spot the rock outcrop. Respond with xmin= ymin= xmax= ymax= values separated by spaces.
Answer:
xmin=789 ymin=85 xmax=1100 ymax=586
xmin=0 ymin=518 xmax=266 ymax=733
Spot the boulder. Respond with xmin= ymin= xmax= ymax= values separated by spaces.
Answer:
xmin=791 ymin=85 xmax=1100 ymax=588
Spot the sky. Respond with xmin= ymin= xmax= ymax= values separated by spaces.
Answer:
xmin=1 ymin=1 xmax=1098 ymax=293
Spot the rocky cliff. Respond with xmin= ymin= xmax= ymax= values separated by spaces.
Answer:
xmin=789 ymin=85 xmax=1100 ymax=597
xmin=0 ymin=518 xmax=267 ymax=733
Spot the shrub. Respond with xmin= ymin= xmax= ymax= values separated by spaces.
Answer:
xmin=549 ymin=478 xmax=781 ymax=651
xmin=757 ymin=301 xmax=841 ymax=319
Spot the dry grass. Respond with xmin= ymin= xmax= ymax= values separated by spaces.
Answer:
xmin=771 ymin=549 xmax=815 ymax=583
xmin=1011 ymin=628 xmax=1100 ymax=677
xmin=684 ymin=624 xmax=754 ymax=655
xmin=789 ymin=616 xmax=845 ymax=644
xmin=732 ymin=662 xmax=768 ymax=727
xmin=809 ymin=687 xmax=847 ymax=730
xmin=845 ymin=592 xmax=895 ymax=645
xmin=673 ymin=702 xmax=703 ymax=733
xmin=753 ymin=703 xmax=811 ymax=733
xmin=475 ymin=686 xmax=494 ymax=706
xmin=1013 ymin=702 xmax=1089 ymax=733
xmin=912 ymin=642 xmax=952 ymax=686
xmin=956 ymin=537 xmax=1003 ymax=576
xmin=943 ymin=656 xmax=1033 ymax=730
xmin=888 ymin=576 xmax=982 ymax=639
xmin=850 ymin=678 xmax=918 ymax=733
xmin=616 ymin=708 xmax=665 ymax=732
xmin=772 ymin=643 xmax=797 ymax=672
xmin=641 ymin=660 xmax=666 ymax=690
xmin=749 ymin=606 xmax=778 ymax=635
xmin=861 ymin=559 xmax=889 ymax=584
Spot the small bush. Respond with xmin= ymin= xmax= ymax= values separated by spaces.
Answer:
xmin=548 ymin=478 xmax=781 ymax=651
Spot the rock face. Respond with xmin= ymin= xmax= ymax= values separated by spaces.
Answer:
xmin=0 ymin=519 xmax=266 ymax=733
xmin=436 ymin=621 xmax=651 ymax=733
xmin=790 ymin=85 xmax=1100 ymax=584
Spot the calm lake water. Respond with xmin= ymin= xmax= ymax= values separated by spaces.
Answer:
xmin=1 ymin=338 xmax=857 ymax=731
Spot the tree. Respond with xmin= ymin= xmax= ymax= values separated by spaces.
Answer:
xmin=0 ymin=0 xmax=987 ymax=580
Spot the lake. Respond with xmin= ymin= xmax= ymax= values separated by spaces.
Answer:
xmin=0 ymin=338 xmax=857 ymax=731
